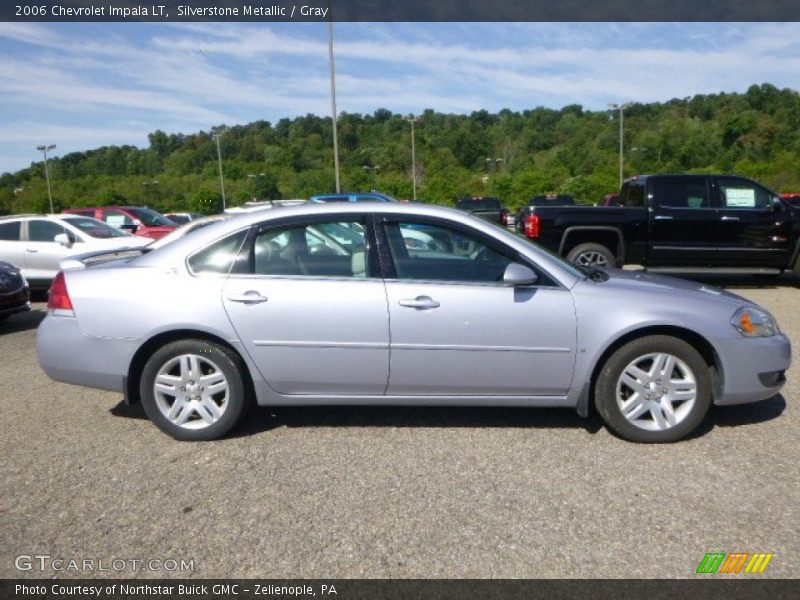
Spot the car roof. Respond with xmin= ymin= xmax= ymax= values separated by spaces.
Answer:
xmin=0 ymin=213 xmax=89 ymax=221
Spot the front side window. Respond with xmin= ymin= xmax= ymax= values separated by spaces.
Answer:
xmin=717 ymin=177 xmax=773 ymax=209
xmin=103 ymin=210 xmax=135 ymax=228
xmin=654 ymin=177 xmax=710 ymax=209
xmin=383 ymin=220 xmax=513 ymax=283
xmin=28 ymin=220 xmax=66 ymax=242
xmin=126 ymin=207 xmax=175 ymax=227
xmin=250 ymin=219 xmax=367 ymax=278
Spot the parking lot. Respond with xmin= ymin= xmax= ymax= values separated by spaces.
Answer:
xmin=1 ymin=274 xmax=798 ymax=579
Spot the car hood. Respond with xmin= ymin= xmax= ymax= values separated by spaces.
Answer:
xmin=594 ymin=268 xmax=755 ymax=308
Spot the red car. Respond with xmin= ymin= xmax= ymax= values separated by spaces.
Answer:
xmin=62 ymin=206 xmax=177 ymax=239
xmin=780 ymin=193 xmax=800 ymax=207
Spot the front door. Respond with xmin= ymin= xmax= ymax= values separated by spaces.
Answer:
xmin=220 ymin=217 xmax=390 ymax=396
xmin=714 ymin=176 xmax=793 ymax=268
xmin=379 ymin=218 xmax=577 ymax=396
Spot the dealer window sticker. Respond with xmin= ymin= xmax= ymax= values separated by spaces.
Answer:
xmin=724 ymin=187 xmax=756 ymax=208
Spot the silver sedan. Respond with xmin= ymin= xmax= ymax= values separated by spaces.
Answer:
xmin=37 ymin=203 xmax=791 ymax=443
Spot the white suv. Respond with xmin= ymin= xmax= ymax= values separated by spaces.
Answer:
xmin=0 ymin=214 xmax=150 ymax=290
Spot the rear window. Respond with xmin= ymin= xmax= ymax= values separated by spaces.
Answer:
xmin=456 ymin=198 xmax=502 ymax=210
xmin=528 ymin=195 xmax=575 ymax=207
xmin=620 ymin=184 xmax=645 ymax=207
xmin=126 ymin=207 xmax=175 ymax=227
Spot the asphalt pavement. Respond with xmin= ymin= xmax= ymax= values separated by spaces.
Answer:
xmin=1 ymin=274 xmax=797 ymax=579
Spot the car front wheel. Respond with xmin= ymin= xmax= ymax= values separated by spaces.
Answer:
xmin=140 ymin=339 xmax=248 ymax=441
xmin=566 ymin=243 xmax=616 ymax=267
xmin=594 ymin=335 xmax=712 ymax=443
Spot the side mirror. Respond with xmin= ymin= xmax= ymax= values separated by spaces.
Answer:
xmin=53 ymin=233 xmax=72 ymax=247
xmin=503 ymin=262 xmax=538 ymax=286
xmin=120 ymin=223 xmax=138 ymax=233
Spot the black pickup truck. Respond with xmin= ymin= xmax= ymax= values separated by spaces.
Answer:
xmin=455 ymin=197 xmax=509 ymax=227
xmin=517 ymin=174 xmax=800 ymax=275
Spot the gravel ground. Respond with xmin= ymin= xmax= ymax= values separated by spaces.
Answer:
xmin=1 ymin=274 xmax=797 ymax=579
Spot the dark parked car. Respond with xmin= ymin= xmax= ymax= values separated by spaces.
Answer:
xmin=0 ymin=261 xmax=30 ymax=321
xmin=455 ymin=197 xmax=509 ymax=226
xmin=309 ymin=192 xmax=396 ymax=203
xmin=517 ymin=174 xmax=800 ymax=274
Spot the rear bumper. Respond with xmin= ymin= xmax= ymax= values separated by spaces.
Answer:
xmin=36 ymin=314 xmax=136 ymax=393
xmin=713 ymin=333 xmax=791 ymax=405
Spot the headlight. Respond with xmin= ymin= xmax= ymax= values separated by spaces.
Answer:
xmin=731 ymin=306 xmax=778 ymax=337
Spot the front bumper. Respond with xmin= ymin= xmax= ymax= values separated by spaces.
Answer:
xmin=0 ymin=286 xmax=30 ymax=318
xmin=713 ymin=332 xmax=791 ymax=405
xmin=36 ymin=313 xmax=137 ymax=393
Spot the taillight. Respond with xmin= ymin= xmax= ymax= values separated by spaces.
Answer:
xmin=501 ymin=210 xmax=509 ymax=226
xmin=525 ymin=214 xmax=540 ymax=238
xmin=47 ymin=271 xmax=74 ymax=315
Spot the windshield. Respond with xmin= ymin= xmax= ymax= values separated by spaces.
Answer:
xmin=63 ymin=216 xmax=130 ymax=238
xmin=127 ymin=207 xmax=176 ymax=227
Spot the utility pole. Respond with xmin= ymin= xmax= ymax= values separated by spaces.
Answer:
xmin=328 ymin=16 xmax=341 ymax=193
xmin=608 ymin=102 xmax=632 ymax=188
xmin=36 ymin=144 xmax=56 ymax=213
xmin=404 ymin=115 xmax=418 ymax=200
xmin=212 ymin=127 xmax=227 ymax=210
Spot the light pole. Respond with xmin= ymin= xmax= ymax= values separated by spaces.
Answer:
xmin=328 ymin=17 xmax=341 ymax=193
xmin=36 ymin=144 xmax=56 ymax=213
xmin=608 ymin=102 xmax=631 ymax=188
xmin=212 ymin=127 xmax=227 ymax=210
xmin=404 ymin=115 xmax=418 ymax=200
xmin=362 ymin=165 xmax=380 ymax=190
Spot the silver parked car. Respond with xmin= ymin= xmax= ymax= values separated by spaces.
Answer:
xmin=37 ymin=203 xmax=791 ymax=443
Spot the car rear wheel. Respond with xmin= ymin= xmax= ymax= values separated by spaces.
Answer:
xmin=140 ymin=339 xmax=248 ymax=441
xmin=566 ymin=243 xmax=616 ymax=267
xmin=594 ymin=335 xmax=712 ymax=443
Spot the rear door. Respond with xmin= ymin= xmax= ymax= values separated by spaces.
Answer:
xmin=221 ymin=215 xmax=390 ymax=396
xmin=647 ymin=176 xmax=720 ymax=266
xmin=714 ymin=176 xmax=792 ymax=267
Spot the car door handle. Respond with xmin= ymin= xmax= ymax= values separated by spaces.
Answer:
xmin=721 ymin=216 xmax=740 ymax=221
xmin=227 ymin=291 xmax=268 ymax=304
xmin=654 ymin=215 xmax=673 ymax=220
xmin=25 ymin=248 xmax=38 ymax=253
xmin=399 ymin=296 xmax=440 ymax=310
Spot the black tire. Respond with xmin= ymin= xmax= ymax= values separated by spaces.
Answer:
xmin=566 ymin=242 xmax=616 ymax=268
xmin=594 ymin=335 xmax=712 ymax=443
xmin=140 ymin=339 xmax=249 ymax=441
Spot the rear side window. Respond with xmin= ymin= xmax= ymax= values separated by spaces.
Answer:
xmin=0 ymin=221 xmax=21 ymax=241
xmin=187 ymin=230 xmax=248 ymax=275
xmin=653 ymin=177 xmax=710 ymax=209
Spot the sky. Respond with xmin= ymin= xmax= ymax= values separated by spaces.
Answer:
xmin=1 ymin=21 xmax=800 ymax=174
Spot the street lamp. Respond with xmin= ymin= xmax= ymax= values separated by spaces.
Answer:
xmin=362 ymin=165 xmax=381 ymax=190
xmin=608 ymin=102 xmax=632 ymax=188
xmin=404 ymin=115 xmax=418 ymax=201
xmin=211 ymin=127 xmax=227 ymax=210
xmin=36 ymin=144 xmax=56 ymax=213
xmin=328 ymin=18 xmax=341 ymax=193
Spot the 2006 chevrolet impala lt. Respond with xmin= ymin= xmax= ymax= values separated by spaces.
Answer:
xmin=36 ymin=203 xmax=791 ymax=443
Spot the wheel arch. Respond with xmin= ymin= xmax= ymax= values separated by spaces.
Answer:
xmin=558 ymin=226 xmax=625 ymax=262
xmin=576 ymin=325 xmax=723 ymax=417
xmin=124 ymin=329 xmax=256 ymax=407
